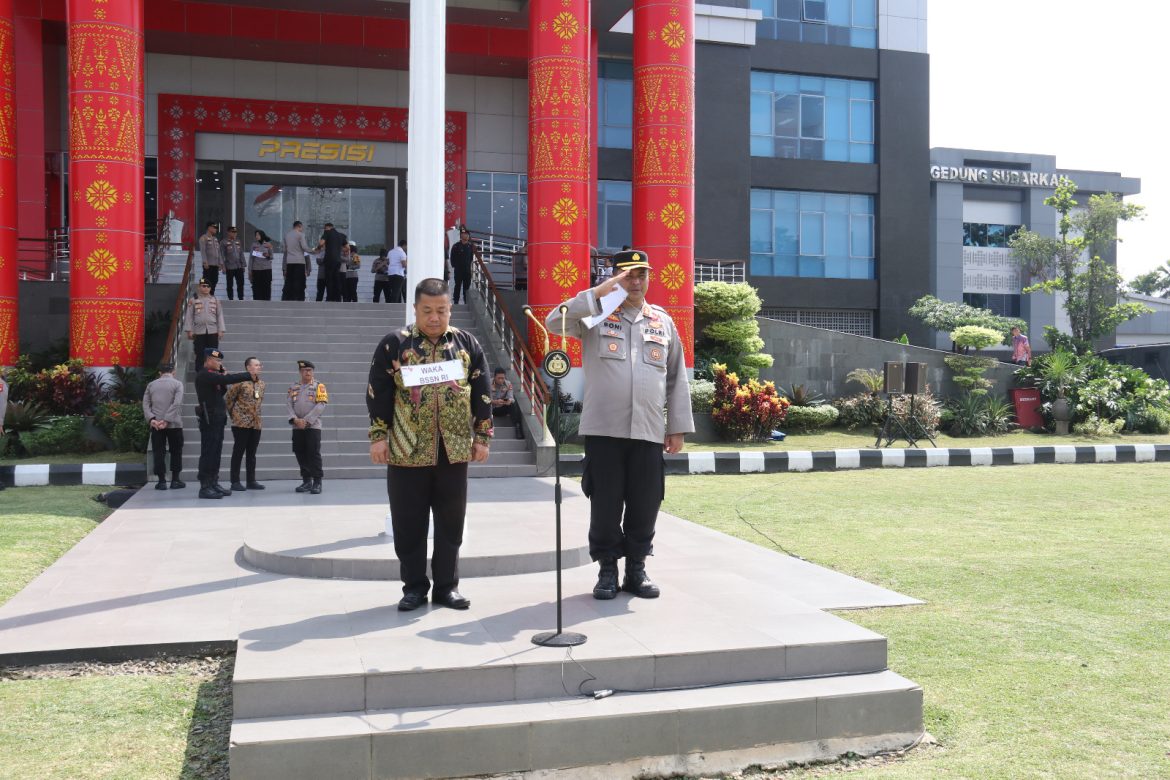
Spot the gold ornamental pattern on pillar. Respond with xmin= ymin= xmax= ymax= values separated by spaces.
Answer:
xmin=68 ymin=0 xmax=145 ymax=366
xmin=633 ymin=0 xmax=695 ymax=366
xmin=527 ymin=0 xmax=592 ymax=366
xmin=1 ymin=6 xmax=17 ymax=365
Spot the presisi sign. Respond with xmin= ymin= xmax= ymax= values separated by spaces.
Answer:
xmin=930 ymin=165 xmax=1061 ymax=189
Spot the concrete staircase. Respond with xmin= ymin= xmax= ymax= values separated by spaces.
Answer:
xmin=174 ymin=300 xmax=537 ymax=480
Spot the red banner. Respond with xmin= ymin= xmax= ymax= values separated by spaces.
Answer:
xmin=68 ymin=0 xmax=145 ymax=366
xmin=527 ymin=0 xmax=592 ymax=366
xmin=632 ymin=0 xmax=695 ymax=366
xmin=157 ymin=96 xmax=467 ymax=249
xmin=0 ymin=1 xmax=16 ymax=365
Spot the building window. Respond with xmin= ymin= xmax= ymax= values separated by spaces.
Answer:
xmin=750 ymin=189 xmax=874 ymax=279
xmin=145 ymin=157 xmax=158 ymax=242
xmin=750 ymin=0 xmax=877 ymax=48
xmin=598 ymin=60 xmax=633 ymax=149
xmin=760 ymin=307 xmax=874 ymax=337
xmin=597 ymin=180 xmax=632 ymax=251
xmin=963 ymin=293 xmax=1021 ymax=318
xmin=465 ymin=172 xmax=527 ymax=240
xmin=963 ymin=222 xmax=1021 ymax=248
xmin=750 ymin=72 xmax=874 ymax=162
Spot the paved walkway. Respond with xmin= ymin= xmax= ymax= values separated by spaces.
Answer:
xmin=0 ymin=478 xmax=917 ymax=665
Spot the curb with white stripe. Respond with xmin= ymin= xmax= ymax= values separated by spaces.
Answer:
xmin=0 ymin=462 xmax=147 ymax=487
xmin=559 ymin=443 xmax=1170 ymax=476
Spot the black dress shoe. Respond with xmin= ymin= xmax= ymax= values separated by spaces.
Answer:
xmin=213 ymin=483 xmax=232 ymax=496
xmin=295 ymin=480 xmax=312 ymax=493
xmin=246 ymin=481 xmax=265 ymax=490
xmin=198 ymin=487 xmax=224 ymax=499
xmin=230 ymin=481 xmax=247 ymax=492
xmin=433 ymin=590 xmax=471 ymax=610
xmin=397 ymin=592 xmax=428 ymax=611
xmin=170 ymin=478 xmax=186 ymax=489
xmin=155 ymin=479 xmax=168 ymax=490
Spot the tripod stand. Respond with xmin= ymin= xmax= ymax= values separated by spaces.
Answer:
xmin=874 ymin=392 xmax=937 ymax=448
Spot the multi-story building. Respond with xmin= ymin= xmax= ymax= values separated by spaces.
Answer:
xmin=929 ymin=148 xmax=1141 ymax=352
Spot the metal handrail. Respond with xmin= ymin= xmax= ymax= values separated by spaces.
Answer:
xmin=161 ymin=248 xmax=196 ymax=369
xmin=469 ymin=255 xmax=550 ymax=426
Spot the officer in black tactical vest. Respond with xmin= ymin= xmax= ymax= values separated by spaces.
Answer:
xmin=194 ymin=348 xmax=258 ymax=499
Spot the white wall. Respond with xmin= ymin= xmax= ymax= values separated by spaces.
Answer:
xmin=143 ymin=53 xmax=528 ymax=174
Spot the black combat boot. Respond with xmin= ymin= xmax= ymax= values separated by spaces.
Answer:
xmin=213 ymin=482 xmax=232 ymax=496
xmin=230 ymin=481 xmax=247 ymax=492
xmin=592 ymin=558 xmax=619 ymax=600
xmin=170 ymin=475 xmax=186 ymax=489
xmin=310 ymin=478 xmax=322 ymax=495
xmin=295 ymin=479 xmax=313 ymax=493
xmin=156 ymin=477 xmax=168 ymax=490
xmin=622 ymin=557 xmax=660 ymax=598
xmin=198 ymin=481 xmax=224 ymax=500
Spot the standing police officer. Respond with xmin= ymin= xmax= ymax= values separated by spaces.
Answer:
xmin=143 ymin=362 xmax=186 ymax=489
xmin=546 ymin=249 xmax=693 ymax=600
xmin=287 ymin=360 xmax=328 ymax=494
xmin=195 ymin=349 xmax=257 ymax=499
xmin=184 ymin=277 xmax=226 ymax=361
xmin=198 ymin=222 xmax=225 ymax=295
xmin=221 ymin=227 xmax=246 ymax=301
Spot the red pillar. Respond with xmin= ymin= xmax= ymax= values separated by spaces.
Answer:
xmin=588 ymin=28 xmax=599 ymax=262
xmin=527 ymin=0 xmax=591 ymax=365
xmin=0 ymin=0 xmax=15 ymax=365
xmin=13 ymin=2 xmax=45 ymax=274
xmin=632 ymin=0 xmax=694 ymax=366
xmin=67 ymin=0 xmax=145 ymax=367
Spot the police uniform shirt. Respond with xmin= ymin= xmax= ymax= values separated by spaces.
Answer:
xmin=199 ymin=233 xmax=224 ymax=268
xmin=184 ymin=293 xmax=226 ymax=335
xmin=222 ymin=237 xmax=246 ymax=270
xmin=143 ymin=374 xmax=185 ymax=429
xmin=286 ymin=381 xmax=328 ymax=430
xmin=547 ymin=289 xmax=694 ymax=445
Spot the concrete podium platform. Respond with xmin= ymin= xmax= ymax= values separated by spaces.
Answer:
xmin=0 ymin=478 xmax=925 ymax=778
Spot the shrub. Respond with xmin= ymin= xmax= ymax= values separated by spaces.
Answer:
xmin=10 ymin=358 xmax=106 ymax=415
xmin=944 ymin=354 xmax=999 ymax=396
xmin=784 ymin=383 xmax=824 ymax=407
xmin=93 ymin=401 xmax=150 ymax=453
xmin=1015 ymin=353 xmax=1170 ymax=427
xmin=784 ymin=404 xmax=839 ymax=432
xmin=1134 ymin=407 xmax=1170 ymax=434
xmin=845 ymin=368 xmax=884 ymax=394
xmin=945 ymin=394 xmax=1014 ymax=437
xmin=710 ymin=363 xmax=789 ymax=441
xmin=909 ymin=295 xmax=1026 ymax=343
xmin=834 ymin=393 xmax=887 ymax=431
xmin=1073 ymin=414 xmax=1125 ymax=438
xmin=694 ymin=282 xmax=772 ymax=380
xmin=891 ymin=391 xmax=941 ymax=435
xmin=1 ymin=401 xmax=52 ymax=456
xmin=689 ymin=378 xmax=715 ymax=414
xmin=21 ymin=415 xmax=96 ymax=457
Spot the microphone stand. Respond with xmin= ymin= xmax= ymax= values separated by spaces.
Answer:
xmin=524 ymin=305 xmax=586 ymax=648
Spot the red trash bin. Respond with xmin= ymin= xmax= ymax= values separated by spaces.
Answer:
xmin=1010 ymin=387 xmax=1044 ymax=429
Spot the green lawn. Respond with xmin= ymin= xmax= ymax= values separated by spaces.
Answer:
xmin=0 ymin=486 xmax=111 ymax=606
xmin=663 ymin=464 xmax=1170 ymax=778
xmin=0 ymin=449 xmax=145 ymax=465
xmin=561 ymin=428 xmax=1170 ymax=454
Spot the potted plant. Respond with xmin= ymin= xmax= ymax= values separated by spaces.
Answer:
xmin=1039 ymin=350 xmax=1079 ymax=434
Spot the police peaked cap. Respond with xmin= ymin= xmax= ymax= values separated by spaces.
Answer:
xmin=204 ymin=348 xmax=224 ymax=360
xmin=198 ymin=277 xmax=211 ymax=285
xmin=298 ymin=360 xmax=315 ymax=370
xmin=612 ymin=249 xmax=652 ymax=271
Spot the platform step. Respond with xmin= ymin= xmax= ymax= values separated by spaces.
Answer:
xmin=228 ymin=671 xmax=922 ymax=780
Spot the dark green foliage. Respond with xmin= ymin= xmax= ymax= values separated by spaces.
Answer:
xmin=945 ymin=394 xmax=1016 ymax=437
xmin=783 ymin=404 xmax=839 ymax=432
xmin=1 ymin=402 xmax=53 ymax=456
xmin=833 ymin=393 xmax=887 ymax=431
xmin=93 ymin=401 xmax=150 ymax=453
xmin=909 ymin=295 xmax=1026 ymax=343
xmin=21 ymin=416 xmax=98 ymax=457
xmin=1014 ymin=352 xmax=1170 ymax=429
xmin=784 ymin=383 xmax=824 ymax=407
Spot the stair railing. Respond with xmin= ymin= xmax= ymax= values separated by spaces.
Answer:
xmin=161 ymin=247 xmax=196 ymax=372
xmin=469 ymin=254 xmax=549 ymax=429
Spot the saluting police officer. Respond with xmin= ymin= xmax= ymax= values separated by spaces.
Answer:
xmin=286 ymin=360 xmax=328 ymax=494
xmin=194 ymin=348 xmax=258 ymax=499
xmin=184 ymin=277 xmax=226 ymax=362
xmin=546 ymin=249 xmax=693 ymax=600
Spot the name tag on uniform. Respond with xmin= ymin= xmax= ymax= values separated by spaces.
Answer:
xmin=400 ymin=360 xmax=466 ymax=387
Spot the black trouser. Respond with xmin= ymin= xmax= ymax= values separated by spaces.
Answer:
xmin=344 ymin=276 xmax=358 ymax=302
xmin=581 ymin=436 xmax=665 ymax=561
xmin=252 ymin=269 xmax=273 ymax=300
xmin=492 ymin=402 xmax=523 ymax=428
xmin=373 ymin=279 xmax=392 ymax=302
xmin=452 ymin=263 xmax=471 ymax=304
xmin=230 ymin=426 xmax=262 ymax=483
xmin=291 ymin=427 xmax=323 ymax=480
xmin=151 ymin=427 xmax=184 ymax=478
xmin=325 ymin=261 xmax=343 ymax=301
xmin=387 ymin=445 xmax=468 ymax=598
xmin=193 ymin=333 xmax=219 ymax=363
xmin=224 ymin=268 xmax=245 ymax=300
xmin=203 ymin=266 xmax=220 ymax=295
xmin=389 ymin=275 xmax=406 ymax=302
xmin=197 ymin=412 xmax=227 ymax=485
xmin=282 ymin=263 xmax=306 ymax=301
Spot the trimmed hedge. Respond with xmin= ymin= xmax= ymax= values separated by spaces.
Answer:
xmin=783 ymin=404 xmax=840 ymax=433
